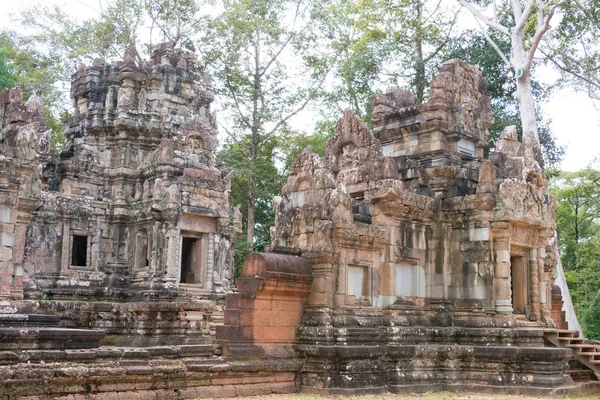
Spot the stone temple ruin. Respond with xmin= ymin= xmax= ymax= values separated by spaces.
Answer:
xmin=1 ymin=44 xmax=241 ymax=345
xmin=0 ymin=46 xmax=599 ymax=398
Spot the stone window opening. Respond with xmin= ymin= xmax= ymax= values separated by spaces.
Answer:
xmin=71 ymin=235 xmax=88 ymax=267
xmin=351 ymin=192 xmax=372 ymax=224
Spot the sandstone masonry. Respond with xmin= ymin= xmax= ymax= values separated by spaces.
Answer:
xmin=0 ymin=54 xmax=599 ymax=398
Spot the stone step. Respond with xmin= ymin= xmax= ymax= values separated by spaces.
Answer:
xmin=569 ymin=344 xmax=599 ymax=352
xmin=544 ymin=328 xmax=578 ymax=337
xmin=558 ymin=337 xmax=586 ymax=344
xmin=0 ymin=327 xmax=105 ymax=350
xmin=0 ymin=314 xmax=61 ymax=327
xmin=577 ymin=351 xmax=600 ymax=360
xmin=544 ymin=328 xmax=600 ymax=381
xmin=570 ymin=368 xmax=595 ymax=382
xmin=0 ymin=343 xmax=220 ymax=365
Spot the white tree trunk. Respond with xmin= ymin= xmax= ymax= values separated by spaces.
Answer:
xmin=511 ymin=30 xmax=542 ymax=162
xmin=555 ymin=258 xmax=583 ymax=335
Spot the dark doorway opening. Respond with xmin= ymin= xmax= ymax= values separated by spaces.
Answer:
xmin=180 ymin=237 xmax=197 ymax=284
xmin=71 ymin=235 xmax=88 ymax=267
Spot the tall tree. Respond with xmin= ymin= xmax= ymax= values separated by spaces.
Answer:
xmin=310 ymin=0 xmax=387 ymax=121
xmin=358 ymin=0 xmax=459 ymax=104
xmin=217 ymin=135 xmax=285 ymax=276
xmin=312 ymin=0 xmax=460 ymax=136
xmin=457 ymin=0 xmax=558 ymax=160
xmin=206 ymin=0 xmax=332 ymax=249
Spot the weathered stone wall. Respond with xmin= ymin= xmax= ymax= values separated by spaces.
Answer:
xmin=0 ymin=88 xmax=50 ymax=300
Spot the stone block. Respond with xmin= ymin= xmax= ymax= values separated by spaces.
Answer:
xmin=0 ymin=208 xmax=11 ymax=224
xmin=1 ymin=232 xmax=14 ymax=247
xmin=469 ymin=227 xmax=490 ymax=241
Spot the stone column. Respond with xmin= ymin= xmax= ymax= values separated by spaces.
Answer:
xmin=492 ymin=223 xmax=512 ymax=314
xmin=0 ymin=207 xmax=15 ymax=298
xmin=164 ymin=228 xmax=180 ymax=288
xmin=305 ymin=254 xmax=335 ymax=307
xmin=538 ymin=229 xmax=554 ymax=323
xmin=529 ymin=248 xmax=540 ymax=321
xmin=10 ymin=219 xmax=28 ymax=299
xmin=205 ymin=232 xmax=214 ymax=292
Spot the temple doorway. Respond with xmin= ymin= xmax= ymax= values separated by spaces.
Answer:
xmin=510 ymin=255 xmax=529 ymax=315
xmin=180 ymin=236 xmax=203 ymax=284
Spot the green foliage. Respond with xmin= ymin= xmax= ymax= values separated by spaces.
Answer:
xmin=0 ymin=31 xmax=61 ymax=106
xmin=582 ymin=290 xmax=600 ymax=340
xmin=314 ymin=0 xmax=459 ymax=128
xmin=0 ymin=49 xmax=19 ymax=90
xmin=45 ymin=108 xmax=70 ymax=151
xmin=278 ymin=127 xmax=332 ymax=174
xmin=545 ymin=0 xmax=600 ymax=100
xmin=217 ymin=126 xmax=331 ymax=276
xmin=143 ymin=0 xmax=207 ymax=51
xmin=553 ymin=168 xmax=600 ymax=330
xmin=217 ymin=135 xmax=286 ymax=250
xmin=18 ymin=1 xmax=142 ymax=65
xmin=232 ymin=235 xmax=251 ymax=279
xmin=0 ymin=32 xmax=69 ymax=149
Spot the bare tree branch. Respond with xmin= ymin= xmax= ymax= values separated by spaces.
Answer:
xmin=263 ymin=56 xmax=337 ymax=139
xmin=217 ymin=121 xmax=240 ymax=144
xmin=511 ymin=0 xmax=523 ymax=23
xmin=540 ymin=49 xmax=600 ymax=99
xmin=457 ymin=0 xmax=510 ymax=35
xmin=515 ymin=0 xmax=536 ymax=34
xmin=524 ymin=13 xmax=553 ymax=72
xmin=492 ymin=0 xmax=499 ymax=22
xmin=422 ymin=0 xmax=443 ymax=25
xmin=423 ymin=9 xmax=459 ymax=63
xmin=225 ymin=71 xmax=253 ymax=130
xmin=474 ymin=16 xmax=512 ymax=68
xmin=259 ymin=0 xmax=305 ymax=80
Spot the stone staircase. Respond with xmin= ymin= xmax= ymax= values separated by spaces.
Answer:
xmin=0 ymin=303 xmax=106 ymax=350
xmin=544 ymin=329 xmax=600 ymax=380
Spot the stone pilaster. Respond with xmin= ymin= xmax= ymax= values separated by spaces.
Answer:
xmin=492 ymin=223 xmax=512 ymax=314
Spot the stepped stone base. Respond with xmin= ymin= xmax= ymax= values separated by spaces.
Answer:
xmin=13 ymin=298 xmax=225 ymax=347
xmin=295 ymin=303 xmax=599 ymax=396
xmin=0 ymin=346 xmax=299 ymax=399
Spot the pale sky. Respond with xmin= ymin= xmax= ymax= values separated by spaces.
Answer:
xmin=1 ymin=0 xmax=598 ymax=172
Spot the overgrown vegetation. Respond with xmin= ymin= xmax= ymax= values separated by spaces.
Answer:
xmin=552 ymin=167 xmax=600 ymax=339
